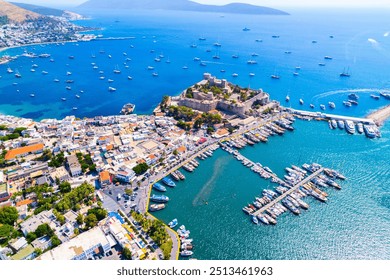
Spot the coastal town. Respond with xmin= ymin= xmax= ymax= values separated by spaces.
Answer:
xmin=0 ymin=0 xmax=95 ymax=61
xmin=0 ymin=72 xmax=281 ymax=260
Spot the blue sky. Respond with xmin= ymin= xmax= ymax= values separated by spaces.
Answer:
xmin=9 ymin=0 xmax=390 ymax=8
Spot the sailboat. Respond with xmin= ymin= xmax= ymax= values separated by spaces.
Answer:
xmin=113 ymin=65 xmax=121 ymax=74
xmin=340 ymin=67 xmax=350 ymax=77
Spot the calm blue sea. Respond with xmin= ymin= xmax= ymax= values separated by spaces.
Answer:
xmin=1 ymin=8 xmax=389 ymax=259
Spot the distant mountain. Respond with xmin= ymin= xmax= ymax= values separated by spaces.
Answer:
xmin=77 ymin=0 xmax=289 ymax=15
xmin=0 ymin=0 xmax=40 ymax=23
xmin=11 ymin=2 xmax=86 ymax=20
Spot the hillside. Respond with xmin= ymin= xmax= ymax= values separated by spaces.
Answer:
xmin=77 ymin=0 xmax=289 ymax=15
xmin=0 ymin=0 xmax=40 ymax=23
xmin=10 ymin=2 xmax=86 ymax=20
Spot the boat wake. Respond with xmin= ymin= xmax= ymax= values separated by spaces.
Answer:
xmin=311 ymin=88 xmax=390 ymax=102
xmin=192 ymin=157 xmax=228 ymax=207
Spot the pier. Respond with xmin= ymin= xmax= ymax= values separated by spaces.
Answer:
xmin=287 ymin=108 xmax=376 ymax=125
xmin=366 ymin=104 xmax=390 ymax=126
xmin=252 ymin=168 xmax=324 ymax=217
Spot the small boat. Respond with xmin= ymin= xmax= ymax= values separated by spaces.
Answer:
xmin=68 ymin=55 xmax=75 ymax=59
xmin=150 ymin=194 xmax=169 ymax=203
xmin=75 ymin=95 xmax=80 ymax=99
xmin=61 ymin=97 xmax=66 ymax=101
xmin=324 ymin=56 xmax=333 ymax=60
xmin=162 ymin=177 xmax=176 ymax=188
xmin=66 ymin=71 xmax=72 ymax=76
xmin=340 ymin=68 xmax=351 ymax=77
xmin=168 ymin=219 xmax=178 ymax=228
xmin=299 ymin=99 xmax=304 ymax=105
xmin=180 ymin=250 xmax=193 ymax=257
xmin=293 ymin=72 xmax=299 ymax=76
xmin=153 ymin=183 xmax=167 ymax=192
xmin=182 ymin=66 xmax=188 ymax=69
xmin=285 ymin=95 xmax=290 ymax=102
xmin=243 ymin=27 xmax=250 ymax=31
xmin=193 ymin=57 xmax=201 ymax=61
xmin=232 ymin=54 xmax=239 ymax=59
xmin=149 ymin=203 xmax=166 ymax=212
xmin=108 ymin=87 xmax=117 ymax=92
xmin=72 ymin=107 xmax=78 ymax=110
xmin=337 ymin=120 xmax=345 ymax=129
xmin=249 ymin=73 xmax=255 ymax=77
xmin=357 ymin=123 xmax=364 ymax=134
xmin=318 ymin=63 xmax=326 ymax=66
xmin=252 ymin=216 xmax=258 ymax=224
xmin=66 ymin=86 xmax=71 ymax=90
xmin=271 ymin=75 xmax=280 ymax=79
xmin=147 ymin=66 xmax=154 ymax=70
xmin=370 ymin=94 xmax=380 ymax=100
xmin=42 ymin=71 xmax=48 ymax=75
xmin=312 ymin=40 xmax=318 ymax=43
xmin=128 ymin=76 xmax=133 ymax=80
xmin=247 ymin=60 xmax=257 ymax=65
xmin=328 ymin=102 xmax=336 ymax=109
xmin=190 ymin=44 xmax=197 ymax=48
xmin=320 ymin=104 xmax=326 ymax=110
xmin=285 ymin=51 xmax=292 ymax=54
xmin=331 ymin=120 xmax=337 ymax=129
xmin=152 ymin=72 xmax=159 ymax=77
xmin=108 ymin=79 xmax=114 ymax=83
xmin=30 ymin=93 xmax=35 ymax=97
xmin=343 ymin=101 xmax=352 ymax=107
xmin=232 ymin=73 xmax=238 ymax=77
xmin=310 ymin=104 xmax=315 ymax=108
xmin=54 ymin=79 xmax=61 ymax=83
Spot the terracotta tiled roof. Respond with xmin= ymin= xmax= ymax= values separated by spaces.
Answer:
xmin=99 ymin=171 xmax=110 ymax=182
xmin=16 ymin=199 xmax=33 ymax=207
xmin=5 ymin=143 xmax=44 ymax=160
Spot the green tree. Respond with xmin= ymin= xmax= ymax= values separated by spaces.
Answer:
xmin=73 ymin=228 xmax=79 ymax=235
xmin=35 ymin=223 xmax=54 ymax=238
xmin=172 ymin=149 xmax=178 ymax=156
xmin=59 ymin=181 xmax=71 ymax=194
xmin=50 ymin=235 xmax=61 ymax=248
xmin=87 ymin=207 xmax=107 ymax=221
xmin=132 ymin=163 xmax=149 ymax=175
xmin=125 ymin=188 xmax=133 ymax=196
xmin=76 ymin=214 xmax=84 ymax=225
xmin=0 ymin=206 xmax=18 ymax=225
xmin=122 ymin=247 xmax=132 ymax=260
xmin=85 ymin=213 xmax=98 ymax=229
xmin=34 ymin=248 xmax=43 ymax=256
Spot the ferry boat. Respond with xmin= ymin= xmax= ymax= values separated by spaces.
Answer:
xmin=345 ymin=120 xmax=356 ymax=134
xmin=162 ymin=177 xmax=176 ymax=187
xmin=149 ymin=203 xmax=166 ymax=212
xmin=119 ymin=103 xmax=135 ymax=115
xmin=150 ymin=194 xmax=169 ymax=203
xmin=168 ymin=219 xmax=178 ymax=228
xmin=153 ymin=183 xmax=167 ymax=192
xmin=328 ymin=102 xmax=336 ymax=109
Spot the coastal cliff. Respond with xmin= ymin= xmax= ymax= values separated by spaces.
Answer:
xmin=78 ymin=0 xmax=289 ymax=15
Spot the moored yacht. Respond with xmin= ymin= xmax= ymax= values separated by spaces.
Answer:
xmin=345 ymin=120 xmax=355 ymax=134
xmin=328 ymin=102 xmax=336 ymax=109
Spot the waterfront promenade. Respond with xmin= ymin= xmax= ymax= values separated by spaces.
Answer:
xmin=252 ymin=168 xmax=324 ymax=217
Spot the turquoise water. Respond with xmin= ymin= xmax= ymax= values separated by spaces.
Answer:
xmin=1 ymin=8 xmax=390 ymax=259
xmin=1 ymin=9 xmax=390 ymax=119
xmin=154 ymin=120 xmax=390 ymax=260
